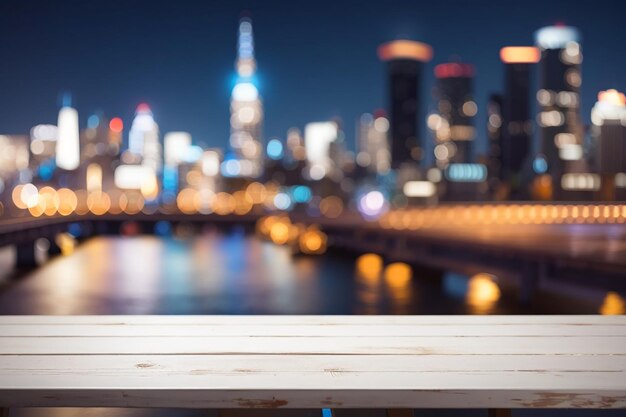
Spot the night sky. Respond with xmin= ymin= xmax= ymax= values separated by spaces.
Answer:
xmin=2 ymin=0 xmax=626 ymax=156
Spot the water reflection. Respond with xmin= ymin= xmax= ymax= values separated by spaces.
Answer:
xmin=384 ymin=262 xmax=414 ymax=314
xmin=0 ymin=233 xmax=620 ymax=315
xmin=442 ymin=272 xmax=501 ymax=314
xmin=355 ymin=253 xmax=383 ymax=314
xmin=600 ymin=291 xmax=626 ymax=315
xmin=354 ymin=255 xmax=415 ymax=314
xmin=466 ymin=273 xmax=501 ymax=315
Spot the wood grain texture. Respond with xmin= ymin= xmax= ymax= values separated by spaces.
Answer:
xmin=0 ymin=315 xmax=624 ymax=409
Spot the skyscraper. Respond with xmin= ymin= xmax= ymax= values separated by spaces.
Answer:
xmin=378 ymin=40 xmax=433 ymax=169
xmin=56 ymin=95 xmax=80 ymax=171
xmin=485 ymin=94 xmax=504 ymax=197
xmin=591 ymin=89 xmax=626 ymax=200
xmin=304 ymin=121 xmax=338 ymax=181
xmin=228 ymin=17 xmax=263 ymax=178
xmin=500 ymin=46 xmax=540 ymax=197
xmin=432 ymin=62 xmax=476 ymax=166
xmin=356 ymin=111 xmax=391 ymax=175
xmin=128 ymin=103 xmax=161 ymax=175
xmin=535 ymin=24 xmax=584 ymax=196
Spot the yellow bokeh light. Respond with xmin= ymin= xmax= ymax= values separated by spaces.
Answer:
xmin=39 ymin=186 xmax=59 ymax=216
xmin=55 ymin=232 xmax=76 ymax=256
xmin=269 ymin=219 xmax=291 ymax=245
xmin=141 ymin=174 xmax=159 ymax=201
xmin=87 ymin=192 xmax=111 ymax=216
xmin=384 ymin=262 xmax=412 ymax=288
xmin=599 ymin=291 xmax=626 ymax=315
xmin=56 ymin=188 xmax=78 ymax=216
xmin=256 ymin=215 xmax=277 ymax=236
xmin=177 ymin=188 xmax=198 ymax=215
xmin=466 ymin=273 xmax=501 ymax=315
xmin=123 ymin=192 xmax=145 ymax=215
xmin=12 ymin=185 xmax=27 ymax=209
xmin=233 ymin=190 xmax=253 ymax=215
xmin=213 ymin=192 xmax=236 ymax=215
xmin=74 ymin=190 xmax=90 ymax=215
xmin=27 ymin=196 xmax=46 ymax=217
xmin=299 ymin=226 xmax=327 ymax=255
xmin=356 ymin=253 xmax=383 ymax=283
xmin=246 ymin=182 xmax=266 ymax=204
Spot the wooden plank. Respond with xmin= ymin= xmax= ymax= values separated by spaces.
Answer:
xmin=0 ymin=324 xmax=622 ymax=337
xmin=1 ymin=315 xmax=624 ymax=326
xmin=0 ymin=335 xmax=623 ymax=355
xmin=1 ymin=354 xmax=624 ymax=377
xmin=3 ymin=368 xmax=623 ymax=391
xmin=1 ymin=389 xmax=624 ymax=409
xmin=0 ymin=354 xmax=624 ymax=406
xmin=0 ymin=315 xmax=624 ymax=409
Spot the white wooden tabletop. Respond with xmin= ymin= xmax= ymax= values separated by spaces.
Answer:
xmin=0 ymin=315 xmax=625 ymax=409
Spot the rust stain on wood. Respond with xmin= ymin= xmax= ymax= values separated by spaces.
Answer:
xmin=234 ymin=398 xmax=289 ymax=408
xmin=517 ymin=393 xmax=623 ymax=408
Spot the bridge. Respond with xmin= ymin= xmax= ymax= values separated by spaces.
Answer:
xmin=1 ymin=203 xmax=625 ymax=304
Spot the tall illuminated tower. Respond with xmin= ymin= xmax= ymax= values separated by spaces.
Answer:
xmin=228 ymin=17 xmax=263 ymax=178
xmin=432 ymin=62 xmax=476 ymax=165
xmin=500 ymin=46 xmax=540 ymax=196
xmin=128 ymin=103 xmax=161 ymax=174
xmin=591 ymin=89 xmax=626 ymax=200
xmin=535 ymin=24 xmax=584 ymax=194
xmin=378 ymin=40 xmax=433 ymax=170
xmin=356 ymin=111 xmax=391 ymax=175
xmin=56 ymin=94 xmax=80 ymax=171
xmin=486 ymin=94 xmax=504 ymax=196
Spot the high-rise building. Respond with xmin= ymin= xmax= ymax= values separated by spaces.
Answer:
xmin=591 ymin=89 xmax=626 ymax=200
xmin=162 ymin=132 xmax=192 ymax=195
xmin=378 ymin=40 xmax=433 ymax=169
xmin=285 ymin=128 xmax=306 ymax=164
xmin=356 ymin=111 xmax=391 ymax=175
xmin=126 ymin=104 xmax=161 ymax=201
xmin=228 ymin=17 xmax=263 ymax=178
xmin=535 ymin=25 xmax=584 ymax=194
xmin=500 ymin=46 xmax=540 ymax=197
xmin=431 ymin=62 xmax=476 ymax=166
xmin=485 ymin=94 xmax=504 ymax=197
xmin=56 ymin=95 xmax=80 ymax=171
xmin=29 ymin=124 xmax=58 ymax=163
xmin=128 ymin=103 xmax=161 ymax=171
xmin=80 ymin=113 xmax=120 ymax=194
xmin=304 ymin=121 xmax=338 ymax=181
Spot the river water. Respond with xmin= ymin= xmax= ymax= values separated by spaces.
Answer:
xmin=0 ymin=229 xmax=615 ymax=315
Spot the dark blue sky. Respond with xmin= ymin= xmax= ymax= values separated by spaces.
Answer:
xmin=2 ymin=0 xmax=626 ymax=155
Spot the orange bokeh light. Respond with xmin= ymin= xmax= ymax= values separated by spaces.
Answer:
xmin=378 ymin=40 xmax=433 ymax=62
xmin=598 ymin=89 xmax=626 ymax=106
xmin=500 ymin=46 xmax=540 ymax=64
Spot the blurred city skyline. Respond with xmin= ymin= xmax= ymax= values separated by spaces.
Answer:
xmin=2 ymin=0 xmax=626 ymax=154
